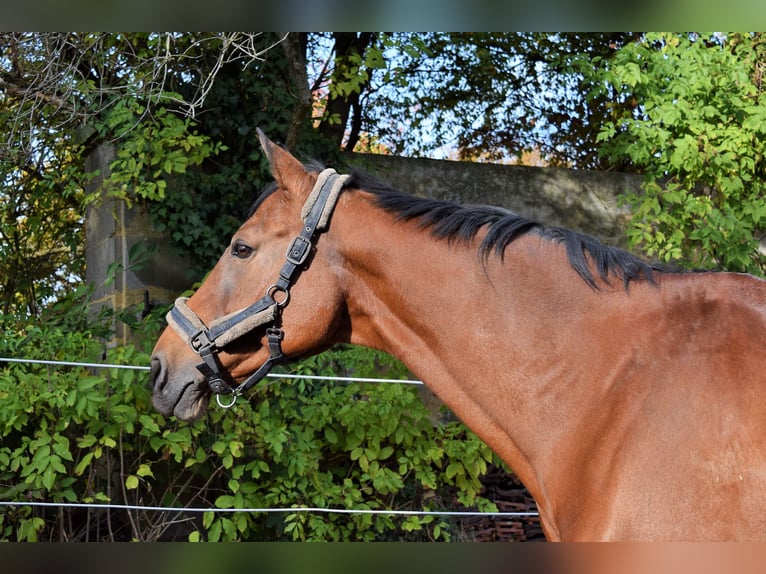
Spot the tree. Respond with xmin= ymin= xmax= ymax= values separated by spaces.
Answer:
xmin=302 ymin=33 xmax=640 ymax=167
xmin=12 ymin=31 xmax=764 ymax=310
xmin=3 ymin=33 xmax=658 ymax=316
xmin=584 ymin=32 xmax=766 ymax=274
xmin=0 ymin=33 xmax=283 ymax=316
xmin=146 ymin=33 xmax=339 ymax=275
xmin=3 ymin=33 xmax=546 ymax=542
xmin=0 ymin=126 xmax=84 ymax=316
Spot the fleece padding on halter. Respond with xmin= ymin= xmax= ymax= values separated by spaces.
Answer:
xmin=301 ymin=169 xmax=350 ymax=231
xmin=163 ymin=166 xmax=349 ymax=402
xmin=167 ymin=295 xmax=278 ymax=351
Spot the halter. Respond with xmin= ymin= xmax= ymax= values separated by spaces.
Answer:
xmin=166 ymin=168 xmax=350 ymax=408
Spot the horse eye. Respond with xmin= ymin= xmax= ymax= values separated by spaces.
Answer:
xmin=232 ymin=241 xmax=254 ymax=259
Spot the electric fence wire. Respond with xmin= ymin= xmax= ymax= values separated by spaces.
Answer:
xmin=0 ymin=356 xmax=539 ymax=519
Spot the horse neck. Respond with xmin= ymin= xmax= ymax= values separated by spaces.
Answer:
xmin=329 ymin=191 xmax=618 ymax=510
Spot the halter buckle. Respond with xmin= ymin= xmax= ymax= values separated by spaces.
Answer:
xmin=286 ymin=235 xmax=311 ymax=265
xmin=189 ymin=329 xmax=214 ymax=354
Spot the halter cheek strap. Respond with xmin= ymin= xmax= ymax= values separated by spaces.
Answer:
xmin=165 ymin=168 xmax=349 ymax=408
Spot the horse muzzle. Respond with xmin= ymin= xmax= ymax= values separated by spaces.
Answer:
xmin=150 ymin=351 xmax=210 ymax=420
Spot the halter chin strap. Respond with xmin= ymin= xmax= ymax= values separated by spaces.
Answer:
xmin=166 ymin=168 xmax=349 ymax=407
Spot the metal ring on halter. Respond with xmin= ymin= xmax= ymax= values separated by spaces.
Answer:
xmin=165 ymin=169 xmax=346 ymax=412
xmin=267 ymin=284 xmax=290 ymax=307
xmin=216 ymin=392 xmax=239 ymax=409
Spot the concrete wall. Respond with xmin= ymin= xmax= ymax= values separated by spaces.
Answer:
xmin=85 ymin=150 xmax=643 ymax=329
xmin=349 ymin=153 xmax=642 ymax=248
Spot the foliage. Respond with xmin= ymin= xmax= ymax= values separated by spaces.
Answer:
xmin=306 ymin=32 xmax=639 ymax=167
xmin=94 ymin=101 xmax=225 ymax=206
xmin=0 ymin=297 xmax=497 ymax=542
xmin=146 ymin=38 xmax=337 ymax=274
xmin=0 ymin=32 xmax=306 ymax=314
xmin=0 ymin=33 xmax=278 ymax=157
xmin=585 ymin=32 xmax=766 ymax=274
xmin=0 ymin=33 xmax=282 ymax=315
xmin=0 ymin=32 xmax=658 ymax=314
xmin=0 ymin=140 xmax=89 ymax=316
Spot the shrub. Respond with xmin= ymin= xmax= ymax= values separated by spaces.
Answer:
xmin=0 ymin=302 xmax=497 ymax=541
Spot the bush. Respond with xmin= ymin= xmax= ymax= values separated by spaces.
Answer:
xmin=0 ymin=301 xmax=497 ymax=541
xmin=585 ymin=32 xmax=766 ymax=275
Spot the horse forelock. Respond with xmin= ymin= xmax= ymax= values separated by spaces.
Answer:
xmin=346 ymin=170 xmax=661 ymax=290
xmin=246 ymin=182 xmax=279 ymax=220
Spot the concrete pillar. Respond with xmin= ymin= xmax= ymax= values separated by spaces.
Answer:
xmin=84 ymin=143 xmax=196 ymax=345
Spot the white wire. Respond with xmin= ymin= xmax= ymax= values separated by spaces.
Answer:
xmin=0 ymin=500 xmax=538 ymax=517
xmin=0 ymin=357 xmax=424 ymax=385
xmin=0 ymin=357 xmax=537 ymax=519
xmin=272 ymin=372 xmax=423 ymax=385
xmin=1 ymin=357 xmax=150 ymax=370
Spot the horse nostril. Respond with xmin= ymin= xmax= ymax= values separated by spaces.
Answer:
xmin=150 ymin=355 xmax=167 ymax=392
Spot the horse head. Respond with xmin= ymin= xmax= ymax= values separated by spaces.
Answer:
xmin=150 ymin=131 xmax=347 ymax=420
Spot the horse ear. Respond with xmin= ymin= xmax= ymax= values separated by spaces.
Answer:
xmin=257 ymin=128 xmax=311 ymax=198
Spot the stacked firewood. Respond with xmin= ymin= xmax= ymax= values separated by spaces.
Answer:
xmin=459 ymin=465 xmax=545 ymax=542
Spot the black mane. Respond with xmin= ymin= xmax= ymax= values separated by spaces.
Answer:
xmin=346 ymin=170 xmax=660 ymax=290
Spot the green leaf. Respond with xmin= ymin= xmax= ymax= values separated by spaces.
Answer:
xmin=446 ymin=461 xmax=463 ymax=479
xmin=202 ymin=511 xmax=215 ymax=530
xmin=42 ymin=466 xmax=57 ymax=490
xmin=619 ymin=62 xmax=643 ymax=87
xmin=31 ymin=444 xmax=51 ymax=466
xmin=207 ymin=519 xmax=222 ymax=542
xmin=324 ymin=427 xmax=338 ymax=444
xmin=215 ymin=495 xmax=236 ymax=509
xmin=125 ymin=475 xmax=139 ymax=490
xmin=229 ymin=440 xmax=243 ymax=457
xmin=74 ymin=452 xmax=95 ymax=476
xmin=100 ymin=436 xmax=117 ymax=448
xmin=52 ymin=437 xmax=73 ymax=461
xmin=77 ymin=434 xmax=98 ymax=448
xmin=49 ymin=455 xmax=66 ymax=474
xmin=138 ymin=414 xmax=160 ymax=434
xmin=136 ymin=463 xmax=154 ymax=478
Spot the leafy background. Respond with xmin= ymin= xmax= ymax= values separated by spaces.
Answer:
xmin=3 ymin=32 xmax=766 ymax=541
xmin=0 ymin=298 xmax=500 ymax=541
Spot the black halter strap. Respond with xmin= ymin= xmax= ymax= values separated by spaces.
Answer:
xmin=166 ymin=168 xmax=349 ymax=407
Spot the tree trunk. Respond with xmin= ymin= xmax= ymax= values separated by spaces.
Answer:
xmin=317 ymin=33 xmax=376 ymax=151
xmin=282 ymin=33 xmax=312 ymax=151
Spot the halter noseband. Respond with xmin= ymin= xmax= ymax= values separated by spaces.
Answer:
xmin=166 ymin=168 xmax=349 ymax=408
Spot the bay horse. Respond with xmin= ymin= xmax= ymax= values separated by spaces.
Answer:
xmin=150 ymin=130 xmax=766 ymax=541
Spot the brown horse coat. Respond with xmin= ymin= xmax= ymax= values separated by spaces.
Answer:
xmin=151 ymin=133 xmax=766 ymax=540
